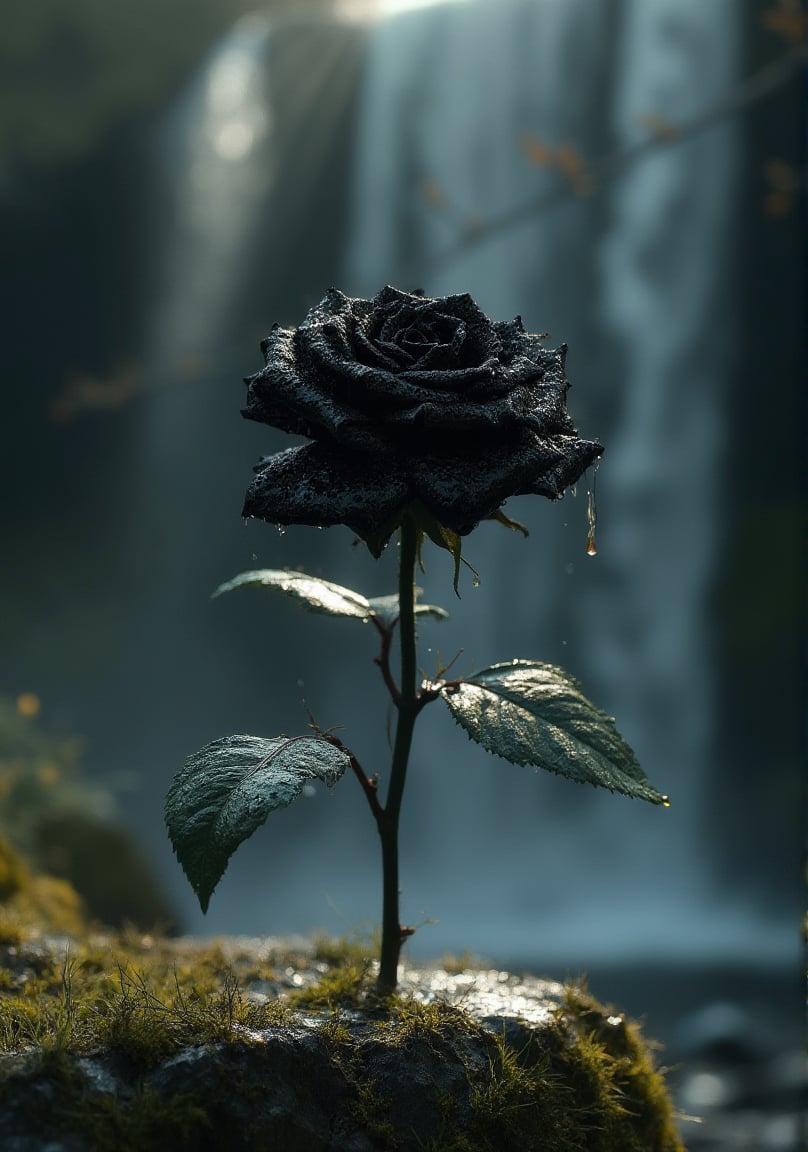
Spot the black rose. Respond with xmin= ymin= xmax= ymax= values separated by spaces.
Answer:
xmin=242 ymin=286 xmax=602 ymax=555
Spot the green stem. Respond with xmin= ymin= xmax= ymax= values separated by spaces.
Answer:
xmin=376 ymin=515 xmax=418 ymax=996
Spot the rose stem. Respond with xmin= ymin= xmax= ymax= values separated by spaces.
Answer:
xmin=376 ymin=514 xmax=418 ymax=996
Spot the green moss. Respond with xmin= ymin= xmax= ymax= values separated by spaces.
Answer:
xmin=378 ymin=996 xmax=483 ymax=1049
xmin=317 ymin=1010 xmax=354 ymax=1049
xmin=0 ymin=931 xmax=290 ymax=1063
xmin=368 ymin=983 xmax=684 ymax=1152
xmin=287 ymin=958 xmax=373 ymax=1010
xmin=451 ymin=981 xmax=684 ymax=1152
xmin=349 ymin=1079 xmax=399 ymax=1150
xmin=559 ymin=984 xmax=683 ymax=1152
xmin=98 ymin=961 xmax=296 ymax=1072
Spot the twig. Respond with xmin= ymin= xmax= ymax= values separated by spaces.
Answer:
xmin=320 ymin=730 xmax=384 ymax=826
xmin=419 ymin=46 xmax=804 ymax=277
xmin=371 ymin=616 xmax=401 ymax=706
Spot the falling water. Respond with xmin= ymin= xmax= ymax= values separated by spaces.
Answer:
xmin=344 ymin=0 xmax=793 ymax=964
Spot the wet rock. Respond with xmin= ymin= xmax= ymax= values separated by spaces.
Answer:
xmin=0 ymin=935 xmax=684 ymax=1152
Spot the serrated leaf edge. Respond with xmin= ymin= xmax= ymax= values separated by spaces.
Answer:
xmin=438 ymin=660 xmax=665 ymax=804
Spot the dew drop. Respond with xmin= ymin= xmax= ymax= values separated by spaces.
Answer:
xmin=472 ymin=576 xmax=480 ymax=588
xmin=275 ymin=524 xmax=286 ymax=536
xmin=662 ymin=796 xmax=671 ymax=808
xmin=587 ymin=538 xmax=598 ymax=557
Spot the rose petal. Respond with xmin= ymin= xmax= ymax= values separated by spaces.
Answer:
xmin=371 ymin=289 xmax=500 ymax=368
xmin=369 ymin=285 xmax=417 ymax=313
xmin=354 ymin=324 xmax=414 ymax=370
xmin=435 ymin=293 xmax=501 ymax=366
xmin=244 ymin=328 xmax=392 ymax=452
xmin=306 ymin=329 xmax=471 ymax=411
xmin=379 ymin=389 xmax=514 ymax=437
xmin=397 ymin=359 xmax=505 ymax=394
xmin=243 ymin=443 xmax=411 ymax=556
xmin=406 ymin=432 xmax=603 ymax=534
xmin=305 ymin=286 xmax=356 ymax=322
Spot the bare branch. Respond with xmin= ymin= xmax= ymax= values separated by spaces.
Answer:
xmin=421 ymin=47 xmax=804 ymax=276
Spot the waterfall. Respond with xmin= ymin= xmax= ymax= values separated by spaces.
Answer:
xmin=116 ymin=0 xmax=793 ymax=966
xmin=343 ymin=0 xmax=792 ymax=963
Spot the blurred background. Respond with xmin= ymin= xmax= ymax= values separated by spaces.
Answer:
xmin=0 ymin=0 xmax=803 ymax=1146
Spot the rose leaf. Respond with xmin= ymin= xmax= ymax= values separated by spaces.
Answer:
xmin=212 ymin=569 xmax=373 ymax=619
xmin=367 ymin=592 xmax=449 ymax=627
xmin=165 ymin=734 xmax=351 ymax=912
xmin=437 ymin=660 xmax=667 ymax=804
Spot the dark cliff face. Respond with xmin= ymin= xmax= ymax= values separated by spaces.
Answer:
xmin=0 ymin=930 xmax=683 ymax=1152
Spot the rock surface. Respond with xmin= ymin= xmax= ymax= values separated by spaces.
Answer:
xmin=0 ymin=933 xmax=684 ymax=1151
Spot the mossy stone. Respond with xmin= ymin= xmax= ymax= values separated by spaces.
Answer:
xmin=0 ymin=925 xmax=685 ymax=1152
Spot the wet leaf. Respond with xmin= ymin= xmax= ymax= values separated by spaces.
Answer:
xmin=213 ymin=569 xmax=449 ymax=627
xmin=213 ymin=569 xmax=372 ymax=618
xmin=438 ymin=660 xmax=666 ymax=803
xmin=367 ymin=592 xmax=449 ymax=627
xmin=165 ymin=734 xmax=350 ymax=912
